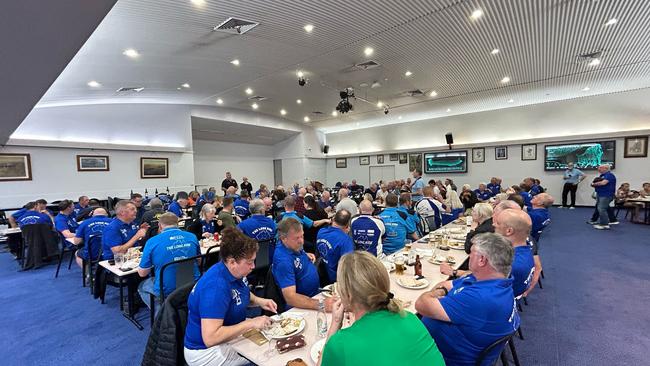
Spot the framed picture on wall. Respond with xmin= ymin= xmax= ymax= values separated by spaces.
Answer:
xmin=0 ymin=153 xmax=32 ymax=181
xmin=336 ymin=158 xmax=347 ymax=168
xmin=76 ymin=155 xmax=109 ymax=171
xmin=521 ymin=144 xmax=537 ymax=160
xmin=377 ymin=155 xmax=384 ymax=164
xmin=140 ymin=157 xmax=169 ymax=179
xmin=409 ymin=153 xmax=422 ymax=172
xmin=398 ymin=153 xmax=407 ymax=164
xmin=389 ymin=154 xmax=398 ymax=161
xmin=495 ymin=146 xmax=508 ymax=160
xmin=472 ymin=148 xmax=485 ymax=163
xmin=359 ymin=156 xmax=370 ymax=165
xmin=624 ymin=136 xmax=648 ymax=158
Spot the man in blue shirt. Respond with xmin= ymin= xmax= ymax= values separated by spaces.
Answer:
xmin=10 ymin=199 xmax=51 ymax=228
xmin=378 ymin=193 xmax=418 ymax=254
xmin=351 ymin=200 xmax=386 ymax=256
xmin=54 ymin=200 xmax=80 ymax=248
xmin=238 ymin=199 xmax=277 ymax=260
xmin=131 ymin=193 xmax=146 ymax=224
xmin=415 ymin=187 xmax=444 ymax=234
xmin=474 ymin=183 xmax=492 ymax=202
xmin=524 ymin=177 xmax=542 ymax=196
xmin=233 ymin=190 xmax=251 ymax=221
xmin=410 ymin=169 xmax=425 ymax=203
xmin=167 ymin=191 xmax=189 ymax=218
xmin=493 ymin=209 xmax=535 ymax=297
xmin=590 ymin=164 xmax=618 ymax=229
xmin=561 ymin=162 xmax=586 ymax=208
xmin=73 ymin=196 xmax=90 ymax=218
xmin=102 ymin=200 xmax=149 ymax=260
xmin=487 ymin=177 xmax=502 ymax=197
xmin=17 ymin=201 xmax=53 ymax=228
xmin=528 ymin=193 xmax=553 ymax=242
xmin=272 ymin=218 xmax=333 ymax=312
xmin=137 ymin=213 xmax=201 ymax=310
xmin=318 ymin=190 xmax=333 ymax=211
xmin=518 ymin=184 xmax=533 ymax=211
xmin=416 ymin=233 xmax=520 ymax=366
xmin=72 ymin=208 xmax=112 ymax=268
xmin=316 ymin=209 xmax=354 ymax=284
xmin=398 ymin=193 xmax=421 ymax=235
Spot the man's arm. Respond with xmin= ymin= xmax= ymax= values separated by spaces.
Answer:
xmin=137 ymin=267 xmax=152 ymax=277
xmin=8 ymin=215 xmax=18 ymax=228
xmin=111 ymin=228 xmax=147 ymax=254
xmin=281 ymin=286 xmax=334 ymax=311
xmin=415 ymin=287 xmax=451 ymax=322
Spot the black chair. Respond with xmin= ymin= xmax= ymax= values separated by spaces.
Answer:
xmin=316 ymin=257 xmax=332 ymax=287
xmin=249 ymin=238 xmax=274 ymax=288
xmin=149 ymin=254 xmax=203 ymax=325
xmin=262 ymin=265 xmax=286 ymax=315
xmin=475 ymin=330 xmax=521 ymax=366
xmin=54 ymin=234 xmax=78 ymax=278
xmin=202 ymin=245 xmax=220 ymax=272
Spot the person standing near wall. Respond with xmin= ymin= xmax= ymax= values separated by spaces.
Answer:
xmin=561 ymin=162 xmax=586 ymax=209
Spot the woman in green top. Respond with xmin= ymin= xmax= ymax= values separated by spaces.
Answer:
xmin=319 ymin=251 xmax=446 ymax=366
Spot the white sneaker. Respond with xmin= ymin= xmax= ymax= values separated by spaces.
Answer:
xmin=609 ymin=221 xmax=619 ymax=225
xmin=558 ymin=206 xmax=565 ymax=209
xmin=569 ymin=207 xmax=575 ymax=210
xmin=593 ymin=224 xmax=610 ymax=230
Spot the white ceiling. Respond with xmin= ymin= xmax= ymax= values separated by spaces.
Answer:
xmin=191 ymin=116 xmax=299 ymax=145
xmin=36 ymin=0 xmax=650 ymax=134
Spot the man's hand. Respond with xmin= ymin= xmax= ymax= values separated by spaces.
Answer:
xmin=306 ymin=253 xmax=316 ymax=263
xmin=202 ymin=232 xmax=212 ymax=238
xmin=247 ymin=316 xmax=272 ymax=330
xmin=440 ymin=262 xmax=453 ymax=276
xmin=259 ymin=298 xmax=277 ymax=314
xmin=324 ymin=296 xmax=336 ymax=312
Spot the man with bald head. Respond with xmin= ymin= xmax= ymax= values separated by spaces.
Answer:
xmin=351 ymin=200 xmax=386 ymax=256
xmin=73 ymin=207 xmax=112 ymax=268
xmin=493 ymin=209 xmax=535 ymax=297
xmin=529 ymin=193 xmax=554 ymax=242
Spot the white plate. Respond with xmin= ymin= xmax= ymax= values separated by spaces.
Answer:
xmin=397 ymin=277 xmax=430 ymax=289
xmin=382 ymin=261 xmax=396 ymax=272
xmin=322 ymin=283 xmax=338 ymax=298
xmin=311 ymin=338 xmax=327 ymax=364
xmin=263 ymin=314 xmax=306 ymax=339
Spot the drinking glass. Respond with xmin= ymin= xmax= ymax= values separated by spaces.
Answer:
xmin=394 ymin=257 xmax=405 ymax=276
xmin=114 ymin=253 xmax=125 ymax=268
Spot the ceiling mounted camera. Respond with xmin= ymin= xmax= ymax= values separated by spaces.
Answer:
xmin=298 ymin=76 xmax=306 ymax=86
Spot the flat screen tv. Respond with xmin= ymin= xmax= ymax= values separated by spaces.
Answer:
xmin=424 ymin=150 xmax=468 ymax=174
xmin=544 ymin=140 xmax=615 ymax=171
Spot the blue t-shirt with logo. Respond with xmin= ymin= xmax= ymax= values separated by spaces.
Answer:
xmin=184 ymin=262 xmax=250 ymax=350
xmin=238 ymin=214 xmax=278 ymax=261
xmin=519 ymin=191 xmax=533 ymax=211
xmin=398 ymin=206 xmax=420 ymax=232
xmin=272 ymin=242 xmax=320 ymax=310
xmin=167 ymin=201 xmax=183 ymax=217
xmin=233 ymin=198 xmax=250 ymax=220
xmin=350 ymin=215 xmax=386 ymax=256
xmin=200 ymin=219 xmax=215 ymax=234
xmin=316 ymin=226 xmax=354 ymax=283
xmin=18 ymin=210 xmax=51 ymax=227
xmin=512 ymin=245 xmax=535 ymax=297
xmin=421 ymin=275 xmax=520 ymax=366
xmin=11 ymin=207 xmax=28 ymax=221
xmin=139 ymin=228 xmax=200 ymax=297
xmin=595 ymin=171 xmax=616 ymax=198
xmin=486 ymin=183 xmax=501 ymax=197
xmin=378 ymin=207 xmax=415 ymax=254
xmin=474 ymin=189 xmax=492 ymax=201
xmin=54 ymin=213 xmax=78 ymax=234
xmin=73 ymin=203 xmax=86 ymax=218
xmin=101 ymin=218 xmax=140 ymax=260
xmin=529 ymin=184 xmax=542 ymax=196
xmin=279 ymin=211 xmax=314 ymax=229
xmin=75 ymin=216 xmax=112 ymax=260
xmin=528 ymin=208 xmax=550 ymax=243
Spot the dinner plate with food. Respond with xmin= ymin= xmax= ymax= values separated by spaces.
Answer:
xmin=397 ymin=276 xmax=430 ymax=290
xmin=310 ymin=338 xmax=327 ymax=364
xmin=447 ymin=241 xmax=465 ymax=250
xmin=263 ymin=314 xmax=306 ymax=339
xmin=428 ymin=255 xmax=456 ymax=265
xmin=321 ymin=283 xmax=339 ymax=298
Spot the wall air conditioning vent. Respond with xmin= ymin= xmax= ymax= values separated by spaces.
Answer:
xmin=354 ymin=60 xmax=381 ymax=70
xmin=213 ymin=17 xmax=259 ymax=34
xmin=248 ymin=95 xmax=267 ymax=101
xmin=403 ymin=89 xmax=425 ymax=97
xmin=116 ymin=87 xmax=144 ymax=93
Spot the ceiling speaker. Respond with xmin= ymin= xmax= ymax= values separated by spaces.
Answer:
xmin=445 ymin=133 xmax=454 ymax=145
xmin=323 ymin=145 xmax=330 ymax=154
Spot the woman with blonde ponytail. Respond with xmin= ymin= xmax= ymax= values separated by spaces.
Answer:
xmin=318 ymin=251 xmax=445 ymax=366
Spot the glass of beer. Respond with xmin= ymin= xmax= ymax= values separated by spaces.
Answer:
xmin=394 ymin=257 xmax=405 ymax=276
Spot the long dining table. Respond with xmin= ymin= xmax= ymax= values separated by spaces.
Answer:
xmin=227 ymin=219 xmax=470 ymax=365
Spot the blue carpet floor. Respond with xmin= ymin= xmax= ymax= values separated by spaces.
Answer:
xmin=0 ymin=207 xmax=648 ymax=365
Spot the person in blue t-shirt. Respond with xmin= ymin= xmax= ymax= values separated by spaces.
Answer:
xmin=11 ymin=199 xmax=52 ymax=228
xmin=416 ymin=233 xmax=520 ymax=366
xmin=410 ymin=169 xmax=425 ymax=203
xmin=17 ymin=201 xmax=53 ymax=228
xmin=561 ymin=162 xmax=586 ymax=208
xmin=54 ymin=200 xmax=79 ymax=246
xmin=183 ymin=227 xmax=277 ymax=366
xmin=72 ymin=208 xmax=112 ymax=268
xmin=131 ymin=193 xmax=146 ymax=224
xmin=516 ymin=184 xmax=533 ymax=211
xmin=474 ymin=183 xmax=492 ymax=202
xmin=237 ymin=199 xmax=277 ymax=259
xmin=187 ymin=204 xmax=217 ymax=241
xmin=378 ymin=194 xmax=418 ymax=254
xmin=73 ymin=195 xmax=90 ymax=218
xmin=278 ymin=195 xmax=330 ymax=231
xmin=493 ymin=209 xmax=535 ymax=297
xmin=528 ymin=193 xmax=553 ymax=242
xmin=317 ymin=210 xmax=354 ymax=284
xmin=590 ymin=165 xmax=618 ymax=229
xmin=272 ymin=218 xmax=334 ymax=312
xmin=102 ymin=200 xmax=149 ymax=260
xmin=351 ymin=200 xmax=386 ymax=257
xmin=137 ymin=213 xmax=201 ymax=310
xmin=233 ymin=190 xmax=251 ymax=221
xmin=167 ymin=191 xmax=189 ymax=218
xmin=398 ymin=193 xmax=421 ymax=235
xmin=487 ymin=177 xmax=502 ymax=197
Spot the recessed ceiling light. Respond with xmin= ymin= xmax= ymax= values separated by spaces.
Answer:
xmin=122 ymin=48 xmax=139 ymax=58
xmin=605 ymin=18 xmax=617 ymax=26
xmin=182 ymin=83 xmax=190 ymax=88
xmin=297 ymin=71 xmax=304 ymax=78
xmin=398 ymin=116 xmax=402 ymax=120
xmin=191 ymin=0 xmax=206 ymax=6
xmin=296 ymin=99 xmax=302 ymax=104
xmin=304 ymin=116 xmax=310 ymax=122
xmin=501 ymin=76 xmax=511 ymax=84
xmin=364 ymin=47 xmax=374 ymax=57
xmin=589 ymin=58 xmax=601 ymax=66
xmin=507 ymin=99 xmax=514 ymax=103
xmin=245 ymin=87 xmax=253 ymax=95
xmin=177 ymin=87 xmax=182 ymax=90
xmin=216 ymin=98 xmax=223 ymax=105
xmin=446 ymin=108 xmax=451 ymax=112
xmin=470 ymin=9 xmax=484 ymax=20
xmin=87 ymin=80 xmax=101 ymax=88
xmin=230 ymin=59 xmax=240 ymax=66
xmin=331 ymin=111 xmax=337 ymax=117
xmin=404 ymin=71 xmax=413 ymax=77
xmin=251 ymin=103 xmax=259 ymax=109
xmin=304 ymin=24 xmax=314 ymax=33
xmin=280 ymin=109 xmax=287 ymax=115
xmin=491 ymin=48 xmax=500 ymax=55
xmin=377 ymin=101 xmax=384 ymax=108
xmin=429 ymin=90 xmax=438 ymax=97
xmin=582 ymin=86 xmax=590 ymax=91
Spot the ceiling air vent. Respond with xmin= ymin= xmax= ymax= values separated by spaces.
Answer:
xmin=354 ymin=60 xmax=381 ymax=70
xmin=311 ymin=111 xmax=324 ymax=115
xmin=403 ymin=89 xmax=425 ymax=97
xmin=213 ymin=17 xmax=259 ymax=34
xmin=116 ymin=87 xmax=144 ymax=93
xmin=248 ymin=95 xmax=267 ymax=101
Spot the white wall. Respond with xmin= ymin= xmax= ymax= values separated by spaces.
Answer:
xmin=192 ymin=139 xmax=275 ymax=190
xmin=325 ymin=137 xmax=650 ymax=206
xmin=0 ymin=145 xmax=194 ymax=208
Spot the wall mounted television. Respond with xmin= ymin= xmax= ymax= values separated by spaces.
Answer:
xmin=544 ymin=140 xmax=615 ymax=171
xmin=424 ymin=150 xmax=468 ymax=174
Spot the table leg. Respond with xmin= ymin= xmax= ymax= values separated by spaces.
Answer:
xmin=119 ymin=277 xmax=124 ymax=312
xmin=122 ymin=274 xmax=143 ymax=330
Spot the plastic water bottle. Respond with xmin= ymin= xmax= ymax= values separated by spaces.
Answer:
xmin=317 ymin=298 xmax=328 ymax=338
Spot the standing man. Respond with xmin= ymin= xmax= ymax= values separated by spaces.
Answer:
xmin=221 ymin=171 xmax=238 ymax=194
xmin=561 ymin=162 xmax=586 ymax=209
xmin=410 ymin=169 xmax=425 ymax=203
xmin=240 ymin=177 xmax=253 ymax=195
xmin=589 ymin=164 xmax=618 ymax=230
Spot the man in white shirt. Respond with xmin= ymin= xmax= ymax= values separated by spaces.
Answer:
xmin=335 ymin=188 xmax=359 ymax=216
xmin=415 ymin=186 xmax=445 ymax=233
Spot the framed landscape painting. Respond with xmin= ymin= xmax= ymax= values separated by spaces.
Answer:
xmin=140 ymin=157 xmax=168 ymax=179
xmin=336 ymin=158 xmax=347 ymax=168
xmin=0 ymin=153 xmax=32 ymax=181
xmin=76 ymin=155 xmax=109 ymax=171
xmin=389 ymin=154 xmax=398 ymax=161
xmin=359 ymin=156 xmax=370 ymax=165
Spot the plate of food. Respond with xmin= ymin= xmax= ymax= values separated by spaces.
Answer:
xmin=428 ymin=255 xmax=456 ymax=265
xmin=397 ymin=276 xmax=430 ymax=289
xmin=310 ymin=338 xmax=327 ymax=364
xmin=263 ymin=314 xmax=306 ymax=339
xmin=321 ymin=283 xmax=339 ymax=298
xmin=448 ymin=241 xmax=465 ymax=250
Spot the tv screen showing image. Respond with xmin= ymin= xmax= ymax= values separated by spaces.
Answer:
xmin=424 ymin=150 xmax=468 ymax=174
xmin=544 ymin=141 xmax=616 ymax=171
